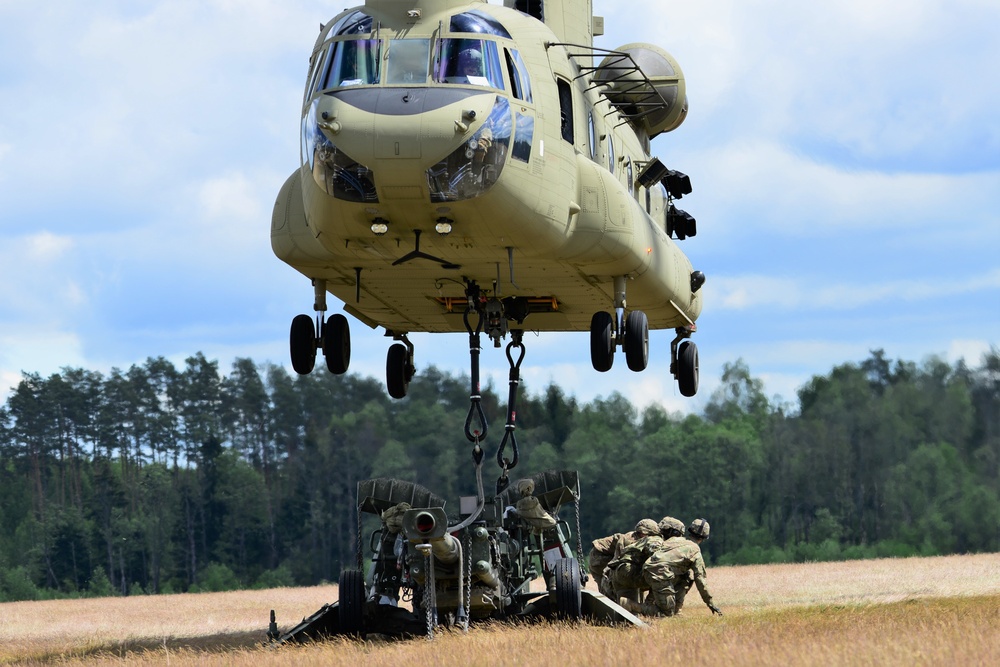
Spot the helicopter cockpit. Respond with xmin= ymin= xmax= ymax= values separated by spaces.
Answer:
xmin=302 ymin=9 xmax=534 ymax=204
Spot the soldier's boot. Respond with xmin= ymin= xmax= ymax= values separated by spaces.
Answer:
xmin=619 ymin=588 xmax=641 ymax=604
xmin=620 ymin=597 xmax=667 ymax=617
xmin=598 ymin=572 xmax=615 ymax=598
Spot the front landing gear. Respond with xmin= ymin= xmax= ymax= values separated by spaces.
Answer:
xmin=288 ymin=279 xmax=352 ymax=377
xmin=589 ymin=276 xmax=649 ymax=373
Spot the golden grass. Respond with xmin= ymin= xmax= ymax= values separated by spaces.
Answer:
xmin=3 ymin=553 xmax=1000 ymax=666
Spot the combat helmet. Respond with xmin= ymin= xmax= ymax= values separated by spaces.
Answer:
xmin=658 ymin=516 xmax=685 ymax=538
xmin=634 ymin=518 xmax=659 ymax=536
xmin=688 ymin=518 xmax=710 ymax=540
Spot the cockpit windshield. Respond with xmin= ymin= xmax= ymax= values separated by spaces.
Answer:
xmin=433 ymin=38 xmax=504 ymax=89
xmin=321 ymin=39 xmax=381 ymax=88
xmin=386 ymin=39 xmax=430 ymax=85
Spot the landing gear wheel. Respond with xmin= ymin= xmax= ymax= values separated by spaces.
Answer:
xmin=678 ymin=340 xmax=699 ymax=397
xmin=289 ymin=314 xmax=316 ymax=375
xmin=338 ymin=569 xmax=365 ymax=637
xmin=386 ymin=343 xmax=411 ymax=399
xmin=623 ymin=310 xmax=649 ymax=372
xmin=553 ymin=558 xmax=582 ymax=620
xmin=590 ymin=311 xmax=615 ymax=372
xmin=323 ymin=313 xmax=350 ymax=375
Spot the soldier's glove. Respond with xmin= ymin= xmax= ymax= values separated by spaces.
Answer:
xmin=708 ymin=603 xmax=723 ymax=616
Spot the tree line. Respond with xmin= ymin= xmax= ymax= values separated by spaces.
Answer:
xmin=1 ymin=347 xmax=998 ymax=601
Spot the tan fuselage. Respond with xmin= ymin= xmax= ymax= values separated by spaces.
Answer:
xmin=272 ymin=0 xmax=702 ymax=334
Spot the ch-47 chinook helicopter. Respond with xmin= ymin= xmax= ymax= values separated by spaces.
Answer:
xmin=271 ymin=0 xmax=705 ymax=399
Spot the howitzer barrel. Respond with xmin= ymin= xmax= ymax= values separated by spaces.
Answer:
xmin=430 ymin=532 xmax=461 ymax=564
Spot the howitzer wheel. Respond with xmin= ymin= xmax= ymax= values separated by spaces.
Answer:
xmin=338 ymin=569 xmax=365 ymax=636
xmin=553 ymin=558 xmax=582 ymax=620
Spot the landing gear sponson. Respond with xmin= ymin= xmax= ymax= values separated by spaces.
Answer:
xmin=588 ymin=276 xmax=699 ymax=396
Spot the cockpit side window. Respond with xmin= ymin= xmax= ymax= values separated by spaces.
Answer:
xmin=434 ymin=39 xmax=504 ymax=90
xmin=321 ymin=39 xmax=381 ymax=89
xmin=306 ymin=46 xmax=331 ymax=100
xmin=450 ymin=10 xmax=512 ymax=38
xmin=504 ymin=48 xmax=532 ymax=103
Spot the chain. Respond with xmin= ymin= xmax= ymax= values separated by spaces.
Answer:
xmin=356 ymin=501 xmax=363 ymax=570
xmin=463 ymin=304 xmax=489 ymax=443
xmin=463 ymin=531 xmax=472 ymax=632
xmin=495 ymin=331 xmax=524 ymax=481
xmin=420 ymin=546 xmax=436 ymax=640
xmin=575 ymin=495 xmax=587 ymax=584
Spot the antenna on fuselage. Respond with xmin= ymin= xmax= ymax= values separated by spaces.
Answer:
xmin=392 ymin=229 xmax=461 ymax=270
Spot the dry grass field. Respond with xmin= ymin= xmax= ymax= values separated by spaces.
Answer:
xmin=2 ymin=553 xmax=999 ymax=666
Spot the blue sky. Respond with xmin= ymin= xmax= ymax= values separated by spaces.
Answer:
xmin=1 ymin=0 xmax=997 ymax=415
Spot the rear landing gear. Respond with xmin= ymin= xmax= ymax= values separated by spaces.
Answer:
xmin=671 ymin=326 xmax=699 ymax=397
xmin=386 ymin=334 xmax=415 ymax=399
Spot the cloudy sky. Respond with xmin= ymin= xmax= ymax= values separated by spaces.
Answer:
xmin=1 ymin=0 xmax=997 ymax=415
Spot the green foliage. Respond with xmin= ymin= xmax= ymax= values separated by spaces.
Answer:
xmin=0 ymin=348 xmax=997 ymax=600
xmin=254 ymin=564 xmax=295 ymax=589
xmin=193 ymin=562 xmax=240 ymax=592
xmin=86 ymin=567 xmax=114 ymax=598
xmin=0 ymin=566 xmax=42 ymax=602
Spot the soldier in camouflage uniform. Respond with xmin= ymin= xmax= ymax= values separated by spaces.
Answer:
xmin=588 ymin=518 xmax=659 ymax=582
xmin=623 ymin=518 xmax=722 ymax=617
xmin=601 ymin=516 xmax=685 ymax=603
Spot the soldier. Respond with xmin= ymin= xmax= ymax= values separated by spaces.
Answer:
xmin=588 ymin=518 xmax=659 ymax=582
xmin=623 ymin=518 xmax=722 ymax=617
xmin=601 ymin=516 xmax=685 ymax=603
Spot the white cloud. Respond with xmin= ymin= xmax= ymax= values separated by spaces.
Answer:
xmin=686 ymin=141 xmax=1000 ymax=239
xmin=0 ymin=330 xmax=89 ymax=401
xmin=708 ymin=268 xmax=1000 ymax=312
xmin=945 ymin=339 xmax=995 ymax=367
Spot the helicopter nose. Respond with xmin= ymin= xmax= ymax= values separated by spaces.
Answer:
xmin=315 ymin=88 xmax=494 ymax=164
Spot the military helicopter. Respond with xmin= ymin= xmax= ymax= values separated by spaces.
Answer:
xmin=271 ymin=0 xmax=705 ymax=399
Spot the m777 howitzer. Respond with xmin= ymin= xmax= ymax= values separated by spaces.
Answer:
xmin=268 ymin=470 xmax=644 ymax=643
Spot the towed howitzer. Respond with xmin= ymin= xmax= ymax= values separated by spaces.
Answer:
xmin=269 ymin=470 xmax=643 ymax=643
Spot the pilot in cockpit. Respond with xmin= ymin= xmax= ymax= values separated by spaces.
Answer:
xmin=453 ymin=48 xmax=490 ymax=86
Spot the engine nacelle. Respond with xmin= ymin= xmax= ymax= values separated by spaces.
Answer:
xmin=595 ymin=43 xmax=687 ymax=138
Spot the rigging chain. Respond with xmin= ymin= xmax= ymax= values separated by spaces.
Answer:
xmin=495 ymin=331 xmax=525 ymax=486
xmin=463 ymin=306 xmax=489 ymax=444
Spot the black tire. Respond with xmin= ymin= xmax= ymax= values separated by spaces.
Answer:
xmin=323 ymin=314 xmax=351 ymax=375
xmin=289 ymin=314 xmax=316 ymax=375
xmin=590 ymin=311 xmax=615 ymax=372
xmin=623 ymin=310 xmax=649 ymax=372
xmin=386 ymin=343 xmax=410 ymax=399
xmin=678 ymin=340 xmax=699 ymax=397
xmin=338 ymin=569 xmax=365 ymax=636
xmin=553 ymin=558 xmax=582 ymax=620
